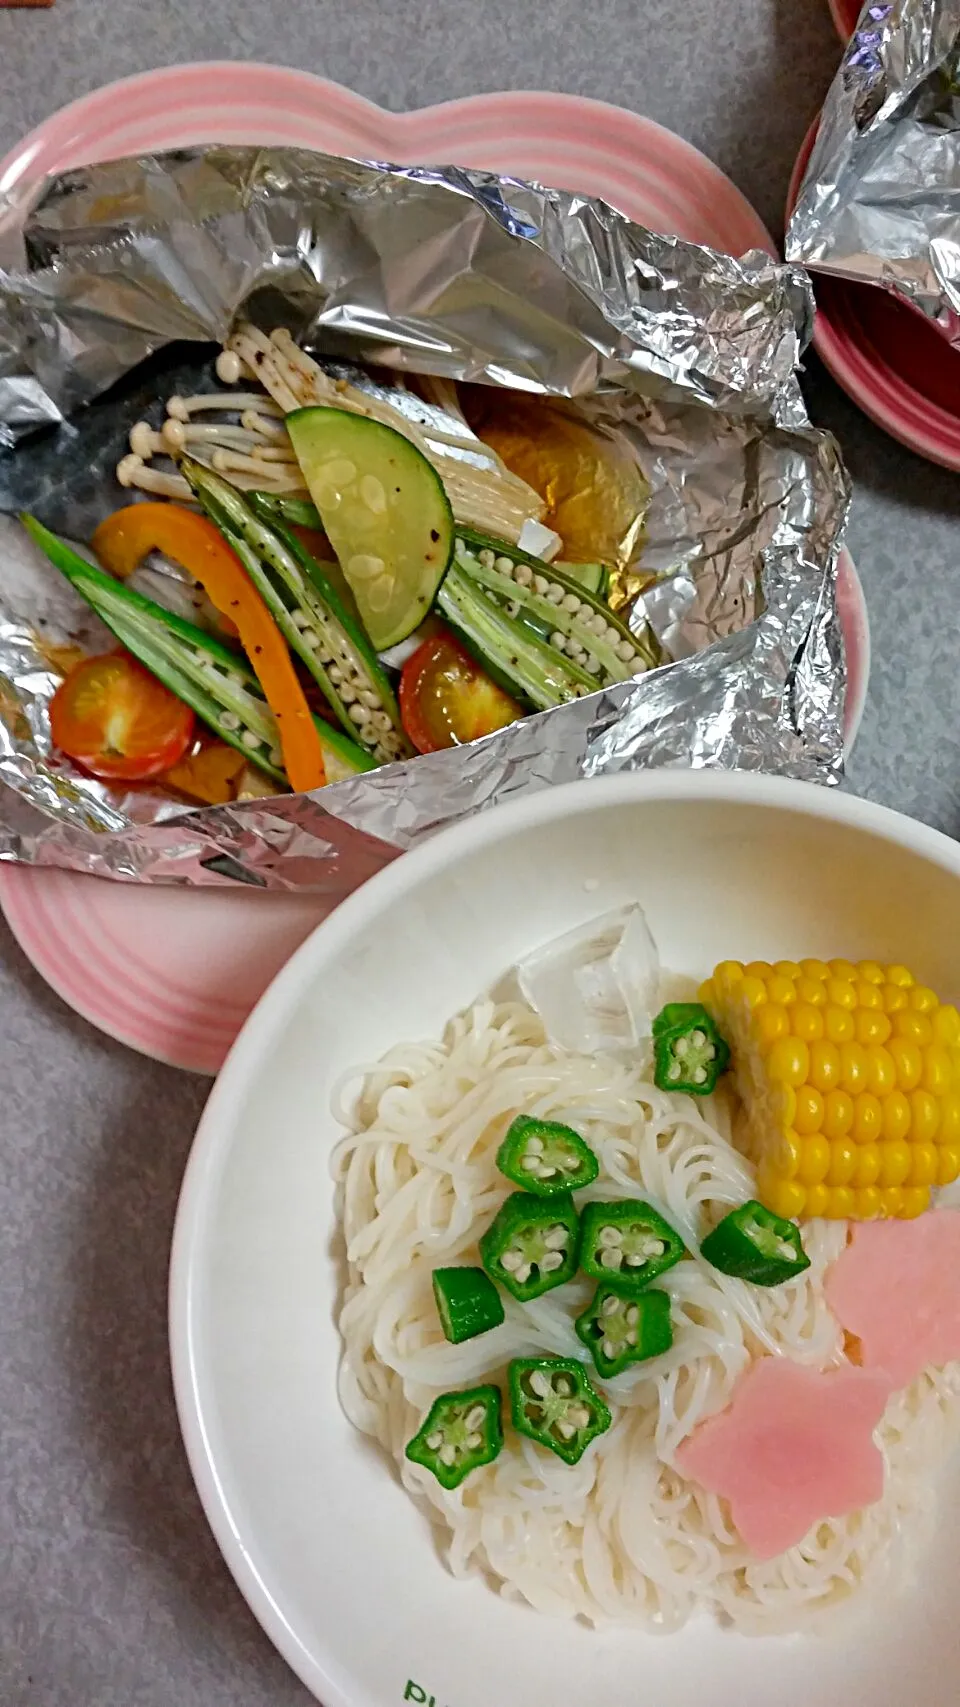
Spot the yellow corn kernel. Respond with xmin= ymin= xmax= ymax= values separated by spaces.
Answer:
xmin=922 ymin=1045 xmax=955 ymax=1097
xmin=792 ymin=1002 xmax=825 ymax=1042
xmin=840 ymin=1041 xmax=869 ymax=1094
xmin=825 ymin=1005 xmax=856 ymax=1044
xmin=892 ymin=1008 xmax=931 ymax=1045
xmin=761 ymin=1174 xmax=807 ymax=1220
xmin=774 ymin=1131 xmax=803 ymax=1178
xmin=823 ymin=1088 xmax=854 ymax=1138
xmin=827 ymin=1139 xmax=857 ymax=1186
xmin=713 ymin=960 xmax=745 ymax=989
xmin=855 ymin=1008 xmax=891 ymax=1046
xmin=858 ymin=961 xmax=886 ymax=985
xmin=907 ymin=1141 xmax=939 ymax=1188
xmin=767 ymin=1037 xmax=809 ymax=1086
xmin=826 ymin=978 xmax=858 ymax=1011
xmin=798 ymin=1133 xmax=831 ymax=1185
xmin=805 ymin=1183 xmax=831 ymax=1218
xmin=900 ymin=1187 xmax=931 ymax=1219
xmin=909 ymin=1089 xmax=940 ymax=1145
xmin=851 ymin=1092 xmax=882 ymax=1144
xmin=888 ymin=1037 xmax=922 ymax=1092
xmin=878 ymin=1141 xmax=912 ymax=1187
xmin=937 ymin=1144 xmax=960 ymax=1187
xmin=772 ymin=1082 xmax=797 ymax=1128
xmin=704 ymin=958 xmax=955 ymax=1222
xmin=866 ymin=1043 xmax=897 ymax=1097
xmin=800 ymin=959 xmax=830 ymax=980
xmin=794 ymin=1085 xmax=824 ymax=1135
xmin=809 ymin=1039 xmax=841 ymax=1092
xmin=755 ymin=1003 xmax=790 ymax=1045
xmin=939 ymin=1092 xmax=960 ymax=1146
xmin=933 ymin=1005 xmax=960 ymax=1047
xmin=853 ymin=1143 xmax=881 ymax=1187
xmin=881 ymin=1089 xmax=911 ymax=1143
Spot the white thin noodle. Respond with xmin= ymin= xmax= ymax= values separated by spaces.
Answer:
xmin=332 ymin=999 xmax=960 ymax=1631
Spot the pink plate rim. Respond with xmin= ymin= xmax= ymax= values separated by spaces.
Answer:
xmin=0 ymin=63 xmax=773 ymax=258
xmin=0 ymin=62 xmax=870 ymax=1075
xmin=828 ymin=0 xmax=859 ymax=43
xmin=787 ymin=116 xmax=960 ymax=472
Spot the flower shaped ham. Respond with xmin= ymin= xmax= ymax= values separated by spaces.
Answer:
xmin=674 ymin=1358 xmax=893 ymax=1558
xmin=825 ymin=1210 xmax=960 ymax=1387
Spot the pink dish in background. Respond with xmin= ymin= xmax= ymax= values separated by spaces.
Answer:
xmin=0 ymin=63 xmax=869 ymax=1075
xmin=787 ymin=118 xmax=960 ymax=471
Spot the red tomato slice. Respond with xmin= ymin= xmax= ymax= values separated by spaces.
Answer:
xmin=399 ymin=629 xmax=522 ymax=754
xmin=50 ymin=652 xmax=195 ymax=782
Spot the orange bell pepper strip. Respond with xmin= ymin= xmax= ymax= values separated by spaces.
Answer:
xmin=92 ymin=504 xmax=326 ymax=792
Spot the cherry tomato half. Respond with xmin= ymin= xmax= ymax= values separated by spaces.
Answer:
xmin=50 ymin=652 xmax=195 ymax=782
xmin=399 ymin=629 xmax=522 ymax=753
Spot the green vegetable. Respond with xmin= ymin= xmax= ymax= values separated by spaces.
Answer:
xmin=508 ymin=1356 xmax=611 ymax=1464
xmin=438 ymin=561 xmax=597 ymax=710
xmin=181 ymin=458 xmax=409 ymax=764
xmin=21 ymin=516 xmax=373 ymax=786
xmin=556 ymin=561 xmax=609 ymax=599
xmin=652 ymin=1002 xmax=730 ymax=1096
xmin=699 ymin=1200 xmax=811 ymax=1286
xmin=248 ymin=492 xmax=325 ymax=531
xmin=454 ymin=532 xmax=659 ymax=688
xmin=575 ymin=1284 xmax=673 ymax=1377
xmin=479 ymin=1192 xmax=579 ymax=1301
xmin=285 ymin=406 xmax=455 ymax=651
xmin=251 ymin=501 xmax=610 ymax=600
xmin=405 ymin=1386 xmax=503 ymax=1489
xmin=578 ymin=1200 xmax=686 ymax=1294
xmin=254 ymin=498 xmax=617 ymax=664
xmin=432 ymin=1268 xmax=505 ymax=1344
xmin=496 ymin=1114 xmax=599 ymax=1196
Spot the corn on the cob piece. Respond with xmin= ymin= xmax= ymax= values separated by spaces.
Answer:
xmin=699 ymin=959 xmax=960 ymax=1221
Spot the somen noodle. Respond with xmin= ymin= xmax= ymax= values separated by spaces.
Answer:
xmin=333 ymin=996 xmax=960 ymax=1631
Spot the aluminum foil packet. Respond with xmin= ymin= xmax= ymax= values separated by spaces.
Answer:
xmin=0 ymin=144 xmax=849 ymax=891
xmin=787 ymin=0 xmax=960 ymax=346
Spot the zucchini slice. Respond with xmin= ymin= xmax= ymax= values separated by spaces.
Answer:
xmin=285 ymin=406 xmax=454 ymax=650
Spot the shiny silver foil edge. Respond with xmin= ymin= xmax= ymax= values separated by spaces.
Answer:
xmin=786 ymin=0 xmax=960 ymax=345
xmin=0 ymin=143 xmax=849 ymax=891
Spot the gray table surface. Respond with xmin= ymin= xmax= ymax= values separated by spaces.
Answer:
xmin=1 ymin=3 xmax=958 ymax=1703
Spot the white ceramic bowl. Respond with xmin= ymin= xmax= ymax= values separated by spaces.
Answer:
xmin=170 ymin=772 xmax=960 ymax=1707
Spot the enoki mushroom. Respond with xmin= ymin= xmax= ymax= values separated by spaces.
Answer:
xmin=117 ymin=326 xmax=556 ymax=554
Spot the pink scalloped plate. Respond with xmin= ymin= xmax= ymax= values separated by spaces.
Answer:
xmin=0 ymin=63 xmax=870 ymax=1074
xmin=787 ymin=117 xmax=960 ymax=472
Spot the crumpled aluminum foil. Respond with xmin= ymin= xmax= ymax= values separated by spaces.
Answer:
xmin=786 ymin=0 xmax=960 ymax=347
xmin=0 ymin=144 xmax=849 ymax=892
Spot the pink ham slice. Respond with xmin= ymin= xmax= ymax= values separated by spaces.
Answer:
xmin=675 ymin=1357 xmax=893 ymax=1559
xmin=825 ymin=1209 xmax=960 ymax=1387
